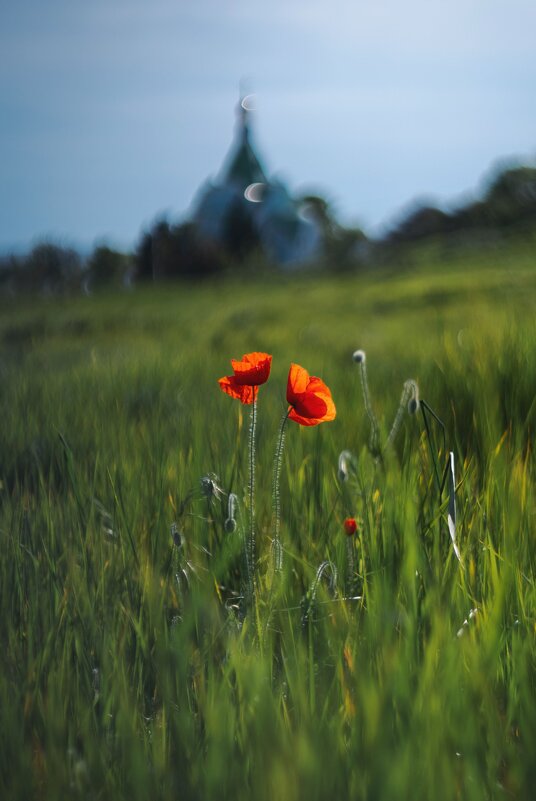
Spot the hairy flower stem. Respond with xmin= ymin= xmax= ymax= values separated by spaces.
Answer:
xmin=271 ymin=409 xmax=290 ymax=572
xmin=358 ymin=361 xmax=380 ymax=458
xmin=385 ymin=380 xmax=415 ymax=451
xmin=246 ymin=397 xmax=257 ymax=605
xmin=346 ymin=538 xmax=356 ymax=597
xmin=301 ymin=560 xmax=338 ymax=627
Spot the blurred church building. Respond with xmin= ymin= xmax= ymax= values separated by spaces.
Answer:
xmin=191 ymin=95 xmax=323 ymax=266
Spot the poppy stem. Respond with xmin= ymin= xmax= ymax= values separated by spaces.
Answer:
xmin=271 ymin=409 xmax=290 ymax=572
xmin=246 ymin=396 xmax=257 ymax=604
xmin=346 ymin=537 xmax=356 ymax=597
xmin=358 ymin=359 xmax=381 ymax=458
xmin=384 ymin=379 xmax=416 ymax=452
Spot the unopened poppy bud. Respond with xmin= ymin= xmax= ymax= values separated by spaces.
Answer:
xmin=338 ymin=450 xmax=353 ymax=482
xmin=352 ymin=349 xmax=366 ymax=364
xmin=407 ymin=381 xmax=420 ymax=414
xmin=343 ymin=517 xmax=358 ymax=536
xmin=200 ymin=473 xmax=224 ymax=501
xmin=170 ymin=523 xmax=184 ymax=549
xmin=224 ymin=492 xmax=238 ymax=533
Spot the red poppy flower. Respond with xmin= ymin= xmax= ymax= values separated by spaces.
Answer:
xmin=286 ymin=363 xmax=336 ymax=426
xmin=343 ymin=517 xmax=357 ymax=536
xmin=218 ymin=352 xmax=272 ymax=405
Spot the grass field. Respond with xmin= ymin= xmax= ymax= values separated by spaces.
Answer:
xmin=1 ymin=235 xmax=536 ymax=800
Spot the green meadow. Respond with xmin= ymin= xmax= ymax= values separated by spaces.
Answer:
xmin=1 ymin=235 xmax=536 ymax=800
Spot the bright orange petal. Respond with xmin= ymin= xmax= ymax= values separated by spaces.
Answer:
xmin=306 ymin=379 xmax=336 ymax=422
xmin=320 ymin=394 xmax=336 ymax=421
xmin=291 ymin=391 xmax=329 ymax=420
xmin=218 ymin=375 xmax=257 ymax=404
xmin=231 ymin=352 xmax=272 ymax=386
xmin=243 ymin=351 xmax=269 ymax=367
xmin=287 ymin=364 xmax=336 ymax=425
xmin=288 ymin=407 xmax=325 ymax=426
xmin=286 ymin=363 xmax=310 ymax=404
xmin=288 ymin=400 xmax=336 ymax=425
xmin=305 ymin=376 xmax=331 ymax=396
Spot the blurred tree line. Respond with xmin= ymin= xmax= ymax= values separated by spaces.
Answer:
xmin=1 ymin=164 xmax=535 ymax=295
xmin=0 ymin=244 xmax=130 ymax=296
xmin=135 ymin=198 xmax=368 ymax=280
xmin=387 ymin=165 xmax=536 ymax=243
xmin=0 ymin=202 xmax=367 ymax=295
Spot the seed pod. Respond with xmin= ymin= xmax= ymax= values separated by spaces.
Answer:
xmin=170 ymin=522 xmax=184 ymax=549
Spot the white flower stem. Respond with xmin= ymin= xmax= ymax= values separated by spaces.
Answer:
xmin=246 ymin=396 xmax=257 ymax=604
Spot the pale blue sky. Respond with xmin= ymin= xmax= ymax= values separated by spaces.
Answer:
xmin=1 ymin=0 xmax=535 ymax=251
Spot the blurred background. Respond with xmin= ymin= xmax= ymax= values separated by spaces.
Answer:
xmin=1 ymin=0 xmax=535 ymax=290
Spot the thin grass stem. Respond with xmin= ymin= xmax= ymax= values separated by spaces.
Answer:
xmin=420 ymin=401 xmax=443 ymax=495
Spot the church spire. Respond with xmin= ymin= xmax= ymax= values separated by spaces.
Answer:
xmin=222 ymin=90 xmax=267 ymax=190
xmin=236 ymin=91 xmax=255 ymax=142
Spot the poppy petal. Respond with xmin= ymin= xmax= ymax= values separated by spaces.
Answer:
xmin=286 ymin=363 xmax=310 ymax=404
xmin=305 ymin=376 xmax=332 ymax=396
xmin=286 ymin=363 xmax=336 ymax=425
xmin=320 ymin=395 xmax=336 ymax=421
xmin=218 ymin=375 xmax=257 ymax=404
xmin=231 ymin=352 xmax=272 ymax=386
xmin=291 ymin=391 xmax=329 ymax=420
xmin=288 ymin=399 xmax=336 ymax=426
xmin=288 ymin=407 xmax=326 ymax=426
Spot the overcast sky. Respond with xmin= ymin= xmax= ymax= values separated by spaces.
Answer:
xmin=1 ymin=0 xmax=535 ymax=252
